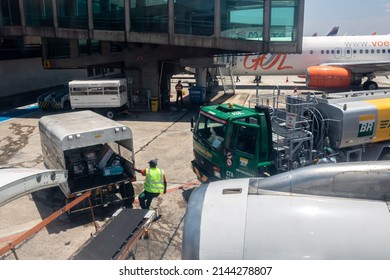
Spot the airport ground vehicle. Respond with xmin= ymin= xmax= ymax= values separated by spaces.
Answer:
xmin=191 ymin=89 xmax=390 ymax=182
xmin=38 ymin=110 xmax=136 ymax=213
xmin=183 ymin=161 xmax=390 ymax=259
xmin=68 ymin=79 xmax=128 ymax=119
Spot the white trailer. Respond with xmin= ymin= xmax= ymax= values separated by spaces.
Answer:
xmin=68 ymin=79 xmax=128 ymax=119
xmin=38 ymin=110 xmax=136 ymax=213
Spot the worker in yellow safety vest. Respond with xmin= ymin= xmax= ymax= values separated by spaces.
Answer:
xmin=134 ymin=159 xmax=167 ymax=209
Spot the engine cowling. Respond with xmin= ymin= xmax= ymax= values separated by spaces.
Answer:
xmin=306 ymin=66 xmax=353 ymax=88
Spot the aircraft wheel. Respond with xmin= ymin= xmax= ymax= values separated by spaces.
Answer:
xmin=363 ymin=81 xmax=378 ymax=90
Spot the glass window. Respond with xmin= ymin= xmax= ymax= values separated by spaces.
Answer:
xmin=1 ymin=0 xmax=21 ymax=25
xmin=79 ymin=39 xmax=101 ymax=56
xmin=235 ymin=125 xmax=257 ymax=156
xmin=93 ymin=0 xmax=125 ymax=31
xmin=270 ymin=0 xmax=298 ymax=42
xmin=24 ymin=0 xmax=53 ymax=27
xmin=174 ymin=0 xmax=214 ymax=36
xmin=130 ymin=0 xmax=168 ymax=33
xmin=45 ymin=38 xmax=70 ymax=59
xmin=57 ymin=0 xmax=88 ymax=29
xmin=221 ymin=0 xmax=263 ymax=40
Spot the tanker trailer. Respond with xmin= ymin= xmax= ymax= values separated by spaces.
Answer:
xmin=308 ymin=90 xmax=390 ymax=162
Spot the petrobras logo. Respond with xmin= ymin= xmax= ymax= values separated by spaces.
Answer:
xmin=380 ymin=119 xmax=390 ymax=129
xmin=358 ymin=114 xmax=375 ymax=137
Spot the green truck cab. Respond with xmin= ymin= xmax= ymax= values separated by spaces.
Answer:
xmin=191 ymin=103 xmax=273 ymax=182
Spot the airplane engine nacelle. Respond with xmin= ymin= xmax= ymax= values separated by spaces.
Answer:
xmin=306 ymin=66 xmax=352 ymax=88
xmin=182 ymin=162 xmax=390 ymax=260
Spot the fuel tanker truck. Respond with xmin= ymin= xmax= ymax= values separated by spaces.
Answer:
xmin=191 ymin=89 xmax=390 ymax=182
xmin=182 ymin=161 xmax=390 ymax=259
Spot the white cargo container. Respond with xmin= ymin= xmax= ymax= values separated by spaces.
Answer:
xmin=68 ymin=79 xmax=128 ymax=119
xmin=39 ymin=110 xmax=136 ymax=213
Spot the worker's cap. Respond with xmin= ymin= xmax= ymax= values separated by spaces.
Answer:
xmin=148 ymin=159 xmax=158 ymax=167
xmin=178 ymin=80 xmax=181 ymax=83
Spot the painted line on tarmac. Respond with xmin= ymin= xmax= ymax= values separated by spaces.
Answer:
xmin=0 ymin=104 xmax=39 ymax=123
xmin=133 ymin=179 xmax=200 ymax=205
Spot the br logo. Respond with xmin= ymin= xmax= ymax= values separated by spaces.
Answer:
xmin=358 ymin=121 xmax=375 ymax=137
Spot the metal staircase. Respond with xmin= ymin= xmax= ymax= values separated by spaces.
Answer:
xmin=217 ymin=64 xmax=235 ymax=95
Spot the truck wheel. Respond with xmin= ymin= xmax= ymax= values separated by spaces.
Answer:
xmin=105 ymin=110 xmax=115 ymax=119
xmin=380 ymin=152 xmax=390 ymax=161
xmin=120 ymin=182 xmax=135 ymax=208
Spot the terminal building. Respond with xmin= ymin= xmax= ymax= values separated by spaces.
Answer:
xmin=0 ymin=0 xmax=304 ymax=110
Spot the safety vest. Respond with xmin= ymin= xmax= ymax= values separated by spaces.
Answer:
xmin=144 ymin=167 xmax=165 ymax=193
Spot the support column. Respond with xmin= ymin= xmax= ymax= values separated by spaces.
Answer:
xmin=123 ymin=47 xmax=160 ymax=111
xmin=195 ymin=68 xmax=207 ymax=87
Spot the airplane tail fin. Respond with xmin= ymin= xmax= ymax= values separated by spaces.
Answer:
xmin=327 ymin=26 xmax=339 ymax=36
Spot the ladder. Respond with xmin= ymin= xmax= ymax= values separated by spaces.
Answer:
xmin=217 ymin=64 xmax=235 ymax=95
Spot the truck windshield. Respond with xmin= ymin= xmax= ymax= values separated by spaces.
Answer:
xmin=195 ymin=114 xmax=226 ymax=149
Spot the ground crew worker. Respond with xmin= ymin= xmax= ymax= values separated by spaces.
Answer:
xmin=175 ymin=80 xmax=184 ymax=105
xmin=134 ymin=159 xmax=167 ymax=209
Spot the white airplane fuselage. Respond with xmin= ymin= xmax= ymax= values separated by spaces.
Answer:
xmin=231 ymin=35 xmax=390 ymax=89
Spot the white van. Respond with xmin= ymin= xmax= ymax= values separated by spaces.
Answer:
xmin=68 ymin=79 xmax=128 ymax=118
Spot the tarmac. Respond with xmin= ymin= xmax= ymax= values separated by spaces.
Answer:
xmin=1 ymin=75 xmax=390 ymax=260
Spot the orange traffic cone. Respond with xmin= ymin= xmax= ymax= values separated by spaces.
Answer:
xmin=285 ymin=76 xmax=289 ymax=83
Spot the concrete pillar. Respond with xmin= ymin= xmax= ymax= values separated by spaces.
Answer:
xmin=142 ymin=61 xmax=160 ymax=98
xmin=124 ymin=51 xmax=160 ymax=110
xmin=195 ymin=68 xmax=207 ymax=87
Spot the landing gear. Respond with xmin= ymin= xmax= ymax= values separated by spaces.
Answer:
xmin=351 ymin=79 xmax=362 ymax=86
xmin=363 ymin=80 xmax=378 ymax=90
